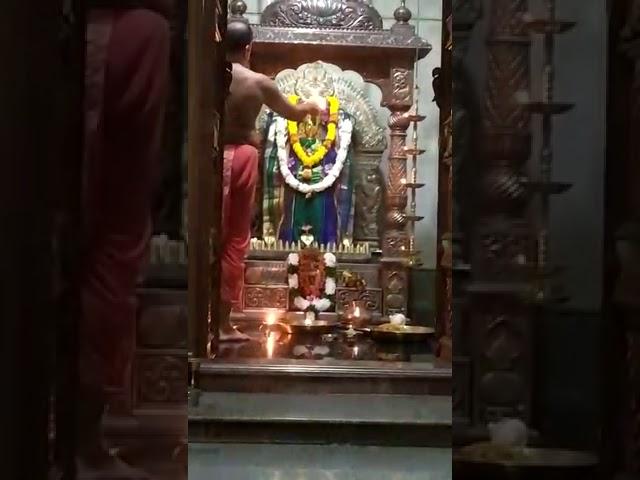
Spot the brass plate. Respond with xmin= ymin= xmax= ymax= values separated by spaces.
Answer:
xmin=371 ymin=325 xmax=435 ymax=343
xmin=287 ymin=319 xmax=340 ymax=335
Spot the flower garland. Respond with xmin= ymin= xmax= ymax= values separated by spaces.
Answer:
xmin=287 ymin=252 xmax=337 ymax=314
xmin=275 ymin=112 xmax=353 ymax=196
xmin=287 ymin=95 xmax=339 ymax=169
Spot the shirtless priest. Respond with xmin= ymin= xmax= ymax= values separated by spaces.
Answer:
xmin=220 ymin=21 xmax=321 ymax=341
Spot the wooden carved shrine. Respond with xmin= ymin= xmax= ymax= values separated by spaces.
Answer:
xmin=223 ymin=0 xmax=432 ymax=329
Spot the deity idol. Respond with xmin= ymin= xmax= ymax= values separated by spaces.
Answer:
xmin=261 ymin=62 xmax=356 ymax=246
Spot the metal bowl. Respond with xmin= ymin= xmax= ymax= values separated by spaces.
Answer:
xmin=371 ymin=325 xmax=435 ymax=342
xmin=286 ymin=319 xmax=340 ymax=335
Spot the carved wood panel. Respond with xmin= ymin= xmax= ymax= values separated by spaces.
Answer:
xmin=260 ymin=0 xmax=384 ymax=31
xmin=135 ymin=354 xmax=188 ymax=406
xmin=243 ymin=286 xmax=289 ymax=310
xmin=470 ymin=295 xmax=532 ymax=423
xmin=381 ymin=263 xmax=408 ymax=315
xmin=335 ymin=288 xmax=383 ymax=314
xmin=353 ymin=153 xmax=384 ymax=244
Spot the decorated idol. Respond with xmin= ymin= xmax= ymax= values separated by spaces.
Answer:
xmin=261 ymin=62 xmax=356 ymax=246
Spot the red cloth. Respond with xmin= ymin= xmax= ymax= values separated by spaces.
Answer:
xmin=80 ymin=8 xmax=170 ymax=393
xmin=221 ymin=144 xmax=259 ymax=307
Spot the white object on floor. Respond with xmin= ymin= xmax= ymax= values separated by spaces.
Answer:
xmin=488 ymin=418 xmax=528 ymax=447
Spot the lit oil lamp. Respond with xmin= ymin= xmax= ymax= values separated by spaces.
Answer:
xmin=342 ymin=300 xmax=371 ymax=329
xmin=259 ymin=310 xmax=291 ymax=345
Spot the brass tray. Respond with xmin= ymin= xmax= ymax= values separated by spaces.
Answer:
xmin=286 ymin=319 xmax=340 ymax=335
xmin=371 ymin=325 xmax=435 ymax=342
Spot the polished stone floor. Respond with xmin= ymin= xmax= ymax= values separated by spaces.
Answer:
xmin=188 ymin=443 xmax=452 ymax=480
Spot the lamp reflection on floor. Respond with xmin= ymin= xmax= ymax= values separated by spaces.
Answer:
xmin=266 ymin=332 xmax=277 ymax=359
xmin=260 ymin=310 xmax=291 ymax=359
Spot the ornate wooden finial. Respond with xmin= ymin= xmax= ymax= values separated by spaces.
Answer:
xmin=229 ymin=0 xmax=248 ymax=23
xmin=394 ymin=0 xmax=412 ymax=25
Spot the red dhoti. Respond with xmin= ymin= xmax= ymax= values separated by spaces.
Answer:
xmin=81 ymin=8 xmax=170 ymax=394
xmin=220 ymin=144 xmax=259 ymax=307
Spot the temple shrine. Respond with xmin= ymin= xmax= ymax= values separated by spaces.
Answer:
xmin=183 ymin=0 xmax=453 ymax=453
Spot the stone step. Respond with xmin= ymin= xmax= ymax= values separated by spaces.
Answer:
xmin=197 ymin=358 xmax=452 ymax=395
xmin=188 ymin=443 xmax=452 ymax=480
xmin=189 ymin=392 xmax=451 ymax=447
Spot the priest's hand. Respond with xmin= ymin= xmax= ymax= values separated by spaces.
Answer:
xmin=299 ymin=101 xmax=322 ymax=119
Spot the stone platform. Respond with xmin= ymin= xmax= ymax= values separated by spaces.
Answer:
xmin=189 ymin=443 xmax=452 ymax=480
xmin=189 ymin=392 xmax=451 ymax=447
xmin=191 ymin=324 xmax=452 ymax=447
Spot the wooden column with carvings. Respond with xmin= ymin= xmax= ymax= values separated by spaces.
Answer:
xmin=436 ymin=1 xmax=453 ymax=361
xmin=379 ymin=7 xmax=418 ymax=316
xmin=451 ymin=0 xmax=482 ymax=433
xmin=469 ymin=0 xmax=534 ymax=425
xmin=187 ymin=0 xmax=228 ymax=360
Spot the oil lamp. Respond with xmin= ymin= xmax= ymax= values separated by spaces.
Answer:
xmin=259 ymin=310 xmax=290 ymax=343
xmin=342 ymin=300 xmax=371 ymax=329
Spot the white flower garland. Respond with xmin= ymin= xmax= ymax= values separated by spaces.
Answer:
xmin=287 ymin=252 xmax=337 ymax=313
xmin=274 ymin=114 xmax=353 ymax=195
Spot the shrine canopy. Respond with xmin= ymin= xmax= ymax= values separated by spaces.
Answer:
xmin=229 ymin=0 xmax=430 ymax=99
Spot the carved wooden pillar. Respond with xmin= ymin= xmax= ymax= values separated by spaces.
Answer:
xmin=436 ymin=0 xmax=453 ymax=362
xmin=469 ymin=0 xmax=534 ymax=425
xmin=451 ymin=0 xmax=482 ymax=432
xmin=381 ymin=66 xmax=412 ymax=315
xmin=187 ymin=0 xmax=228 ymax=360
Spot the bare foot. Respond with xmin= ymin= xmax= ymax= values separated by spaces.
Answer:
xmin=219 ymin=326 xmax=251 ymax=342
xmin=76 ymin=454 xmax=152 ymax=480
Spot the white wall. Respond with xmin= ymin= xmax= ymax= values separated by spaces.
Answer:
xmin=243 ymin=0 xmax=444 ymax=268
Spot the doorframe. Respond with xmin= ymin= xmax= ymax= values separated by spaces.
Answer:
xmin=186 ymin=0 xmax=228 ymax=364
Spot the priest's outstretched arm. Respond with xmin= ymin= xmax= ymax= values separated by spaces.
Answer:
xmin=258 ymin=75 xmax=321 ymax=122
